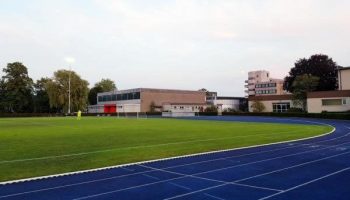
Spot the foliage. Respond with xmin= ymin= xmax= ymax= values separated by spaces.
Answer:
xmin=88 ymin=79 xmax=116 ymax=105
xmin=287 ymin=107 xmax=305 ymax=113
xmin=250 ymin=100 xmax=265 ymax=112
xmin=291 ymin=74 xmax=319 ymax=111
xmin=284 ymin=54 xmax=339 ymax=92
xmin=205 ymin=105 xmax=218 ymax=112
xmin=46 ymin=70 xmax=89 ymax=113
xmin=0 ymin=62 xmax=33 ymax=112
xmin=149 ymin=101 xmax=156 ymax=112
xmin=33 ymin=77 xmax=54 ymax=113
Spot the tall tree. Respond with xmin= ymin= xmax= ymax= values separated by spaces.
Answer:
xmin=0 ymin=62 xmax=33 ymax=112
xmin=46 ymin=70 xmax=89 ymax=113
xmin=284 ymin=54 xmax=339 ymax=92
xmin=33 ymin=77 xmax=52 ymax=113
xmin=88 ymin=79 xmax=116 ymax=105
xmin=291 ymin=74 xmax=320 ymax=111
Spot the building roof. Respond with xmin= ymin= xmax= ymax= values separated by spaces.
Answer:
xmin=216 ymin=96 xmax=246 ymax=100
xmin=338 ymin=66 xmax=350 ymax=71
xmin=98 ymin=88 xmax=205 ymax=96
xmin=307 ymin=90 xmax=350 ymax=98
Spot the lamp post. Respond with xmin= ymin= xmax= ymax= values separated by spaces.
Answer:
xmin=68 ymin=66 xmax=71 ymax=114
xmin=65 ymin=57 xmax=75 ymax=115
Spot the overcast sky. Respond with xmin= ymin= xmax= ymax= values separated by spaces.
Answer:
xmin=1 ymin=0 xmax=350 ymax=96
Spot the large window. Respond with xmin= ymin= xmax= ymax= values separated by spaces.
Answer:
xmin=322 ymin=99 xmax=342 ymax=106
xmin=273 ymin=103 xmax=290 ymax=113
xmin=98 ymin=92 xmax=141 ymax=102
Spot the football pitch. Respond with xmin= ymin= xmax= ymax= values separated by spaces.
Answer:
xmin=0 ymin=117 xmax=332 ymax=182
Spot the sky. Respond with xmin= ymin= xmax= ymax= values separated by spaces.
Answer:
xmin=1 ymin=0 xmax=350 ymax=96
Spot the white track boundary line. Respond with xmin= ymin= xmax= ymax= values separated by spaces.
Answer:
xmin=3 ymin=140 xmax=348 ymax=199
xmin=0 ymin=120 xmax=336 ymax=185
xmin=258 ymin=166 xmax=350 ymax=200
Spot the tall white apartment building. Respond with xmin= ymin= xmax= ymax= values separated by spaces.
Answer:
xmin=245 ymin=70 xmax=285 ymax=96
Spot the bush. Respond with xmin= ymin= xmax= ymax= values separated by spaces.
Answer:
xmin=287 ymin=107 xmax=305 ymax=113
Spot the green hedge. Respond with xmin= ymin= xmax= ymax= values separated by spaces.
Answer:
xmin=222 ymin=112 xmax=350 ymax=120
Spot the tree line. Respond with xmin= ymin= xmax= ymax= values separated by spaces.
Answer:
xmin=0 ymin=62 xmax=116 ymax=113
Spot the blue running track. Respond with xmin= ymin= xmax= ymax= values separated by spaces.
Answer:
xmin=1 ymin=116 xmax=350 ymax=200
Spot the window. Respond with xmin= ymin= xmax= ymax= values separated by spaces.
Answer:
xmin=273 ymin=103 xmax=290 ymax=113
xmin=342 ymin=98 xmax=350 ymax=105
xmin=98 ymin=96 xmax=102 ymax=102
xmin=111 ymin=95 xmax=117 ymax=101
xmin=322 ymin=99 xmax=342 ymax=106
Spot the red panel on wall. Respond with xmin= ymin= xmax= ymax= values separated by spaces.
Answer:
xmin=104 ymin=104 xmax=117 ymax=113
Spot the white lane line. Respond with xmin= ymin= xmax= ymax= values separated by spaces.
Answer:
xmin=2 ymin=140 xmax=349 ymax=199
xmin=0 ymin=131 xmax=294 ymax=164
xmin=258 ymin=167 xmax=350 ymax=200
xmin=234 ymin=150 xmax=350 ymax=183
xmin=140 ymin=164 xmax=282 ymax=192
xmin=164 ymin=151 xmax=350 ymax=200
xmin=142 ymin=174 xmax=160 ymax=181
xmin=164 ymin=184 xmax=228 ymax=200
xmin=192 ymin=141 xmax=350 ymax=176
xmin=230 ymin=182 xmax=282 ymax=192
xmin=71 ymin=176 xmax=193 ymax=200
xmin=1 ymin=122 xmax=335 ymax=185
xmin=203 ymin=193 xmax=226 ymax=200
xmin=302 ymin=131 xmax=350 ymax=146
xmin=168 ymin=182 xmax=191 ymax=191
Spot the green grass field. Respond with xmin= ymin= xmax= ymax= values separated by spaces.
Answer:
xmin=0 ymin=117 xmax=332 ymax=182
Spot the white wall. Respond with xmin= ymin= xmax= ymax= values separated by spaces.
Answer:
xmin=307 ymin=98 xmax=350 ymax=113
xmin=213 ymin=99 xmax=240 ymax=111
xmin=248 ymin=100 xmax=296 ymax=112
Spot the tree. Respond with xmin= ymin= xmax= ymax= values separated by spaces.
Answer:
xmin=0 ymin=62 xmax=33 ymax=112
xmin=284 ymin=54 xmax=339 ymax=92
xmin=291 ymin=74 xmax=319 ymax=111
xmin=88 ymin=79 xmax=116 ymax=105
xmin=95 ymin=79 xmax=116 ymax=91
xmin=250 ymin=101 xmax=265 ymax=112
xmin=33 ymin=78 xmax=53 ymax=113
xmin=204 ymin=105 xmax=218 ymax=112
xmin=149 ymin=101 xmax=156 ymax=112
xmin=46 ymin=70 xmax=89 ymax=113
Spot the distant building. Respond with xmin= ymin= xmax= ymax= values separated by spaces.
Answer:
xmin=338 ymin=67 xmax=350 ymax=90
xmin=248 ymin=67 xmax=350 ymax=113
xmin=245 ymin=70 xmax=286 ymax=96
xmin=88 ymin=88 xmax=206 ymax=113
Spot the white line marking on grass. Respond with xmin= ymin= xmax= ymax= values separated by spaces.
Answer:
xmin=0 ymin=123 xmax=335 ymax=185
xmin=258 ymin=167 xmax=350 ymax=200
xmin=204 ymin=193 xmax=226 ymax=200
xmin=0 ymin=131 xmax=297 ymax=165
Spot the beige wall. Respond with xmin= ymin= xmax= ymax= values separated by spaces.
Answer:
xmin=339 ymin=69 xmax=350 ymax=90
xmin=248 ymin=100 xmax=297 ymax=112
xmin=140 ymin=89 xmax=206 ymax=112
xmin=307 ymin=97 xmax=350 ymax=113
